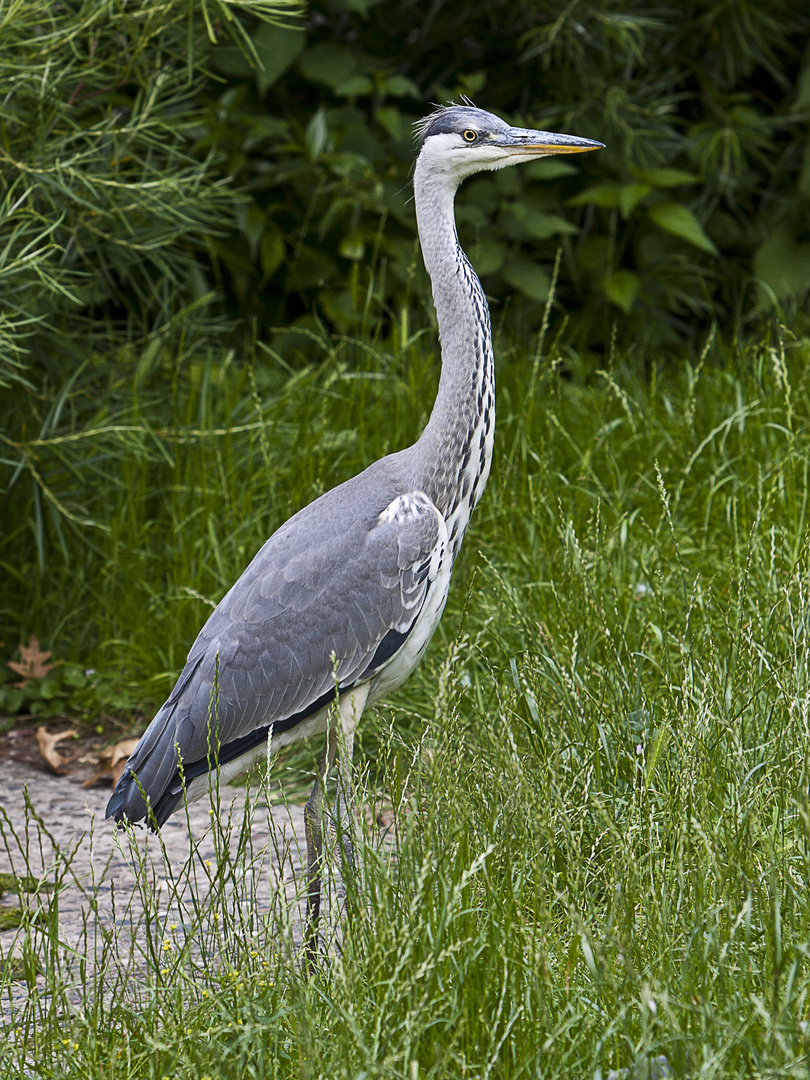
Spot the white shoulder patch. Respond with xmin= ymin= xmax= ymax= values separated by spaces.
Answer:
xmin=378 ymin=491 xmax=436 ymax=525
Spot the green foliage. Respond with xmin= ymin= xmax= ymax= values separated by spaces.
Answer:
xmin=0 ymin=0 xmax=300 ymax=391
xmin=4 ymin=0 xmax=807 ymax=398
xmin=196 ymin=0 xmax=810 ymax=351
xmin=0 ymin=661 xmax=94 ymax=724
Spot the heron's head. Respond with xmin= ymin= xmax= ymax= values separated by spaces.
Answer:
xmin=415 ymin=104 xmax=604 ymax=185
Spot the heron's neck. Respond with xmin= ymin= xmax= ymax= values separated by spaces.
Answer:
xmin=413 ymin=160 xmax=495 ymax=556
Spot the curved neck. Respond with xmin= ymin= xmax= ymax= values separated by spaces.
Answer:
xmin=412 ymin=157 xmax=495 ymax=550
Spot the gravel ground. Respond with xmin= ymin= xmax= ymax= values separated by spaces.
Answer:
xmin=0 ymin=749 xmax=311 ymax=1028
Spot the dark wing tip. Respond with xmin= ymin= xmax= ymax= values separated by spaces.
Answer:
xmin=106 ymin=768 xmax=149 ymax=826
xmin=106 ymin=765 xmax=182 ymax=832
xmin=105 ymin=774 xmax=129 ymax=821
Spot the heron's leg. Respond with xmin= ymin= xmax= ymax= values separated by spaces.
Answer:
xmin=334 ymin=684 xmax=370 ymax=877
xmin=304 ymin=721 xmax=337 ymax=961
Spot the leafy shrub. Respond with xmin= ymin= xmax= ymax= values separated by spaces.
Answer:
xmin=0 ymin=0 xmax=298 ymax=393
xmin=0 ymin=635 xmax=112 ymax=725
xmin=2 ymin=0 xmax=808 ymax=377
xmin=196 ymin=0 xmax=810 ymax=350
xmin=0 ymin=663 xmax=91 ymax=725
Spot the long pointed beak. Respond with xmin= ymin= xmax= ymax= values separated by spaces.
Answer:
xmin=497 ymin=127 xmax=605 ymax=155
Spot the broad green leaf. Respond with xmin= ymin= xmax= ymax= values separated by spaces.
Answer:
xmin=253 ymin=23 xmax=304 ymax=93
xmin=525 ymin=159 xmax=579 ymax=180
xmin=61 ymin=666 xmax=87 ymax=689
xmin=754 ymin=227 xmax=810 ymax=300
xmin=568 ymin=183 xmax=623 ymax=209
xmin=0 ymin=687 xmax=24 ymax=714
xmin=578 ymin=236 xmax=610 ymax=270
xmin=502 ymin=257 xmax=550 ymax=301
xmin=638 ymin=168 xmax=701 ymax=187
xmin=382 ymin=181 xmax=411 ymax=224
xmin=260 ymin=232 xmax=285 ymax=277
xmin=298 ymin=43 xmax=360 ymax=90
xmin=458 ymin=70 xmax=486 ymax=96
xmin=604 ymin=270 xmax=639 ymax=313
xmin=469 ymin=239 xmax=507 ymax=275
xmin=243 ymin=203 xmax=266 ymax=254
xmin=571 ymin=181 xmax=653 ymax=216
xmin=648 ymin=202 xmax=718 ymax=254
xmin=336 ymin=75 xmax=374 ymax=97
xmin=383 ymin=75 xmax=420 ymax=99
xmin=339 ymin=231 xmax=366 ymax=261
xmin=376 ymin=106 xmax=410 ymax=143
xmin=503 ymin=204 xmax=578 ymax=241
xmin=211 ymin=46 xmax=253 ymax=79
xmin=305 ymin=107 xmax=328 ymax=157
xmin=464 ymin=178 xmax=498 ymax=212
xmin=619 ymin=183 xmax=651 ymax=217
xmin=285 ymin=249 xmax=336 ymax=290
xmin=456 ymin=204 xmax=488 ymax=229
xmin=39 ymin=674 xmax=61 ymax=700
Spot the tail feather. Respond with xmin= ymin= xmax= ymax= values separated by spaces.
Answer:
xmin=105 ymin=700 xmax=182 ymax=827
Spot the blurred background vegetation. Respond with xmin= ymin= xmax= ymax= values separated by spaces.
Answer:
xmin=1 ymin=0 xmax=810 ymax=724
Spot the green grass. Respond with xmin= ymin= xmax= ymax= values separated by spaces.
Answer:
xmin=3 ymin=323 xmax=810 ymax=1075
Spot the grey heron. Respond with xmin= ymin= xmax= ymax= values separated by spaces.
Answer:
xmin=107 ymin=104 xmax=603 ymax=951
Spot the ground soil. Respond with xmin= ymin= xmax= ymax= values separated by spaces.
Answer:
xmin=0 ymin=723 xmax=309 ymax=1025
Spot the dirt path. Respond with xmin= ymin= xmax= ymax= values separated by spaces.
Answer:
xmin=0 ymin=752 xmax=310 ymax=1027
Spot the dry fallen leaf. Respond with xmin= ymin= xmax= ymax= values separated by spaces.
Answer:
xmin=110 ymin=738 xmax=139 ymax=786
xmin=7 ymin=634 xmax=56 ymax=687
xmin=36 ymin=727 xmax=77 ymax=774
xmin=81 ymin=738 xmax=139 ymax=789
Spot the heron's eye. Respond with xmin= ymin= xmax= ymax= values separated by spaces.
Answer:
xmin=462 ymin=129 xmax=478 ymax=143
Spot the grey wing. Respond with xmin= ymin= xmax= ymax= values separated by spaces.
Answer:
xmin=107 ymin=483 xmax=447 ymax=825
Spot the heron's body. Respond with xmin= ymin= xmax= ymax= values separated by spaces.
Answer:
xmin=119 ymin=459 xmax=456 ymax=825
xmin=107 ymin=104 xmax=602 ymax=945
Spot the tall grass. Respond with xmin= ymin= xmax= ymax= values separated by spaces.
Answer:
xmin=3 ymin=324 xmax=810 ymax=1075
xmin=2 ymin=321 xmax=434 ymax=716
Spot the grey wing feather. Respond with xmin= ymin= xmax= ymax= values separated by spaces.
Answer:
xmin=107 ymin=464 xmax=443 ymax=824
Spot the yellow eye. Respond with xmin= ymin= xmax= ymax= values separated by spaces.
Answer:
xmin=462 ymin=129 xmax=478 ymax=143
